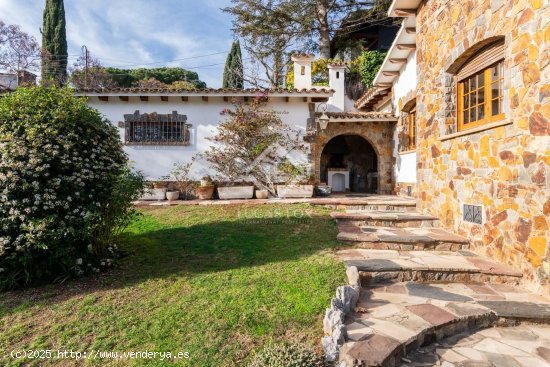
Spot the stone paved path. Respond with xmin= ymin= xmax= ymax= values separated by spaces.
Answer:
xmin=321 ymin=199 xmax=550 ymax=367
xmin=401 ymin=324 xmax=550 ymax=367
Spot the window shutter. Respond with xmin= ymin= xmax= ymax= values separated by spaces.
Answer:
xmin=457 ymin=41 xmax=505 ymax=80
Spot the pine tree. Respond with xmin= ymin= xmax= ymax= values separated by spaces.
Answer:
xmin=41 ymin=0 xmax=68 ymax=84
xmin=222 ymin=40 xmax=244 ymax=88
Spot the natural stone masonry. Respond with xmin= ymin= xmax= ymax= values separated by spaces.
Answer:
xmin=402 ymin=324 xmax=550 ymax=367
xmin=336 ymin=224 xmax=470 ymax=251
xmin=311 ymin=121 xmax=395 ymax=194
xmin=331 ymin=211 xmax=440 ymax=228
xmin=414 ymin=0 xmax=550 ymax=294
xmin=339 ymin=249 xmax=524 ymax=286
xmin=337 ymin=282 xmax=550 ymax=367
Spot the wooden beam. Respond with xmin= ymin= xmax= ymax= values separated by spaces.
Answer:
xmin=382 ymin=71 xmax=400 ymax=77
xmin=285 ymin=96 xmax=290 ymax=102
xmin=139 ymin=96 xmax=148 ymax=102
xmin=119 ymin=96 xmax=129 ymax=102
xmin=375 ymin=83 xmax=393 ymax=88
xmin=394 ymin=9 xmax=416 ymax=16
xmin=243 ymin=96 xmax=249 ymax=102
xmin=223 ymin=96 xmax=229 ymax=102
xmin=389 ymin=58 xmax=408 ymax=64
xmin=181 ymin=96 xmax=188 ymax=102
xmin=161 ymin=96 xmax=168 ymax=102
xmin=98 ymin=96 xmax=108 ymax=102
xmin=397 ymin=44 xmax=416 ymax=51
xmin=302 ymin=97 xmax=308 ymax=102
xmin=202 ymin=96 xmax=208 ymax=102
xmin=405 ymin=27 xmax=416 ymax=34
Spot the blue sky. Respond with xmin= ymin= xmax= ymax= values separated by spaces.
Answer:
xmin=0 ymin=0 xmax=235 ymax=87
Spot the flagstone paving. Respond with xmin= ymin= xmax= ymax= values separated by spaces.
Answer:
xmin=339 ymin=249 xmax=523 ymax=285
xmin=401 ymin=324 xmax=550 ymax=367
xmin=323 ymin=201 xmax=550 ymax=367
xmin=339 ymin=282 xmax=550 ymax=366
xmin=331 ymin=211 xmax=439 ymax=228
xmin=337 ymin=224 xmax=470 ymax=251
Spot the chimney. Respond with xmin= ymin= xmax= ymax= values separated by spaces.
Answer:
xmin=328 ymin=62 xmax=346 ymax=112
xmin=291 ymin=54 xmax=315 ymax=90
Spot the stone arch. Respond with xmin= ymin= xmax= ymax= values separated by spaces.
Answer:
xmin=312 ymin=122 xmax=394 ymax=194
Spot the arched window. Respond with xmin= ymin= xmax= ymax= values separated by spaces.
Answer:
xmin=456 ymin=39 xmax=505 ymax=131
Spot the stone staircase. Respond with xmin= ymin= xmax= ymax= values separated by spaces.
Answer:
xmin=321 ymin=197 xmax=550 ymax=367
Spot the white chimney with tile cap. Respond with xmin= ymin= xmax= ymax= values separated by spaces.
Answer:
xmin=291 ymin=54 xmax=315 ymax=90
xmin=328 ymin=62 xmax=346 ymax=112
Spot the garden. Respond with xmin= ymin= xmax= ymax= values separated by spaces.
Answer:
xmin=0 ymin=86 xmax=344 ymax=366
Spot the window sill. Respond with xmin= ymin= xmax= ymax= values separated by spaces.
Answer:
xmin=399 ymin=149 xmax=417 ymax=155
xmin=439 ymin=119 xmax=512 ymax=141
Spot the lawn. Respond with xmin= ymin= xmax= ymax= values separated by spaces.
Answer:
xmin=0 ymin=204 xmax=345 ymax=366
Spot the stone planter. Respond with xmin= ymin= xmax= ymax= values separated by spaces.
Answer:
xmin=276 ymin=185 xmax=314 ymax=198
xmin=141 ymin=188 xmax=167 ymax=201
xmin=196 ymin=185 xmax=215 ymax=200
xmin=255 ymin=189 xmax=269 ymax=199
xmin=217 ymin=186 xmax=254 ymax=200
xmin=166 ymin=190 xmax=180 ymax=202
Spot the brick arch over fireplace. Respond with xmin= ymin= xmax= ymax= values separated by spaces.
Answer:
xmin=311 ymin=121 xmax=394 ymax=194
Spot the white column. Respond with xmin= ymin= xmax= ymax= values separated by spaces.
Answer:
xmin=328 ymin=63 xmax=346 ymax=112
xmin=291 ymin=54 xmax=315 ymax=90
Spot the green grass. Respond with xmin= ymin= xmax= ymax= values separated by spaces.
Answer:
xmin=0 ymin=204 xmax=344 ymax=366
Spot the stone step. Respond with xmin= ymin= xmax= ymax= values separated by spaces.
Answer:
xmin=337 ymin=224 xmax=470 ymax=251
xmin=338 ymin=282 xmax=550 ymax=367
xmin=331 ymin=211 xmax=439 ymax=228
xmin=311 ymin=197 xmax=417 ymax=212
xmin=339 ymin=249 xmax=523 ymax=286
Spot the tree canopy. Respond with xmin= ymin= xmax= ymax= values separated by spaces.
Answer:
xmin=223 ymin=40 xmax=244 ymax=88
xmin=104 ymin=67 xmax=207 ymax=89
xmin=41 ymin=0 xmax=68 ymax=84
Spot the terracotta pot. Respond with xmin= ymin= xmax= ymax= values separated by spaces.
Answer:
xmin=196 ymin=185 xmax=215 ymax=200
xmin=166 ymin=190 xmax=180 ymax=201
xmin=255 ymin=189 xmax=269 ymax=199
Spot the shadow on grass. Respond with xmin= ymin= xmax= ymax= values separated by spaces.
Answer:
xmin=0 ymin=205 xmax=341 ymax=316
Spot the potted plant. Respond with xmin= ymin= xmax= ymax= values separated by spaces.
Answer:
xmin=203 ymin=98 xmax=307 ymax=199
xmin=196 ymin=176 xmax=215 ymax=200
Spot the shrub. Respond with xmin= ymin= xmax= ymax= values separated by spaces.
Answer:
xmin=0 ymin=86 xmax=144 ymax=289
xmin=202 ymin=97 xmax=308 ymax=195
xmin=248 ymin=343 xmax=326 ymax=367
xmin=358 ymin=50 xmax=387 ymax=88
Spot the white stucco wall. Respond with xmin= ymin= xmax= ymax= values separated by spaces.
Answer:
xmin=85 ymin=96 xmax=312 ymax=180
xmin=391 ymin=51 xmax=418 ymax=184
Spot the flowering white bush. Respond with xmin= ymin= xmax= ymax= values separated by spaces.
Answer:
xmin=0 ymin=87 xmax=143 ymax=289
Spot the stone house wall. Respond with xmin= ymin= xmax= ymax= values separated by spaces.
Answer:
xmin=312 ymin=121 xmax=395 ymax=194
xmin=415 ymin=0 xmax=549 ymax=293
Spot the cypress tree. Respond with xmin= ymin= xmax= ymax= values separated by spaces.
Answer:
xmin=41 ymin=0 xmax=68 ymax=84
xmin=222 ymin=40 xmax=244 ymax=88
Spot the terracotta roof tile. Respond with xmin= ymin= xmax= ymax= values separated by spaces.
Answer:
xmin=74 ymin=87 xmax=334 ymax=95
xmin=354 ymin=86 xmax=392 ymax=110
xmin=316 ymin=111 xmax=396 ymax=121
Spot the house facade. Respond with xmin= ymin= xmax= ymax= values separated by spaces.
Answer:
xmin=357 ymin=0 xmax=549 ymax=293
xmin=77 ymin=56 xmax=399 ymax=193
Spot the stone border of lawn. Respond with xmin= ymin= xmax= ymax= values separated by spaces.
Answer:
xmin=322 ymin=284 xmax=360 ymax=362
